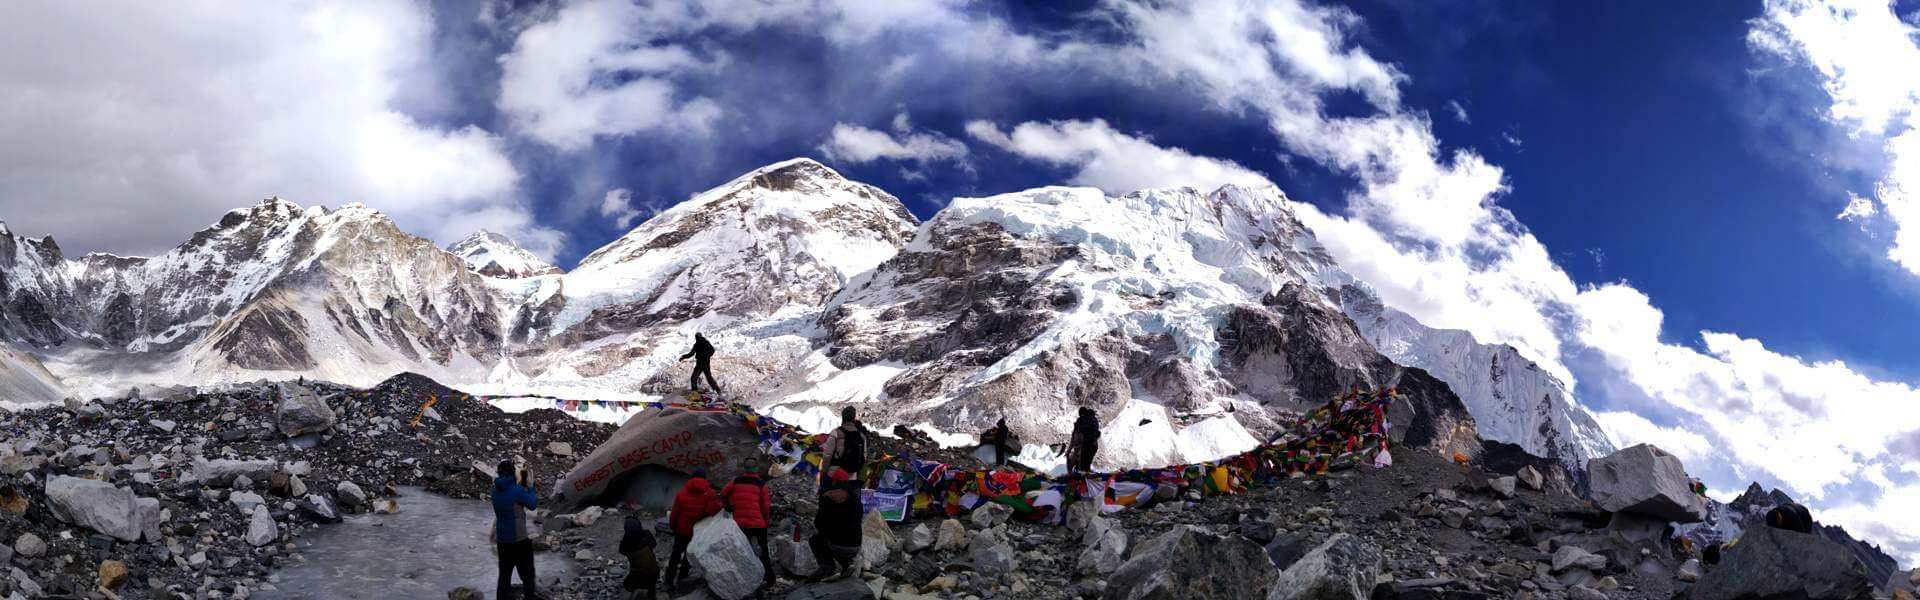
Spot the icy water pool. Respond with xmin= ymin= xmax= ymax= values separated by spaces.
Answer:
xmin=256 ymin=487 xmax=578 ymax=599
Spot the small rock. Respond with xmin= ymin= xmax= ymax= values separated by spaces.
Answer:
xmin=569 ymin=506 xmax=603 ymax=527
xmin=1678 ymin=559 xmax=1701 ymax=583
xmin=234 ymin=474 xmax=254 ymax=490
xmin=247 ymin=505 xmax=279 ymax=547
xmin=14 ymin=532 xmax=46 ymax=558
xmin=447 ymin=587 xmax=483 ymax=600
xmin=934 ymin=519 xmax=967 ymax=552
xmin=1551 ymin=545 xmax=1606 ymax=573
xmin=547 ymin=441 xmax=573 ymax=457
xmin=1517 ymin=465 xmax=1544 ymax=491
xmin=149 ymin=419 xmax=176 ymax=433
xmin=1567 ymin=585 xmax=1608 ymax=600
xmin=1490 ymin=476 xmax=1518 ymax=499
xmin=335 ymin=481 xmax=367 ymax=508
xmin=970 ymin=502 xmax=1012 ymax=529
xmin=98 ymin=560 xmax=129 ymax=590
xmin=906 ymin=524 xmax=934 ymax=553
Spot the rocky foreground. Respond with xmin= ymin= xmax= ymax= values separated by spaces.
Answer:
xmin=0 ymin=375 xmax=1908 ymax=600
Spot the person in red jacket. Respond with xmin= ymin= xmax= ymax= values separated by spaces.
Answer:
xmin=720 ymin=456 xmax=775 ymax=586
xmin=665 ymin=468 xmax=722 ymax=593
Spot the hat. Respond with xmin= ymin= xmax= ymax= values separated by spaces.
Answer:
xmin=692 ymin=467 xmax=708 ymax=479
xmin=828 ymin=467 xmax=850 ymax=483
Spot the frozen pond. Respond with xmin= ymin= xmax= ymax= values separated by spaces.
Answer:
xmin=257 ymin=487 xmax=578 ymax=599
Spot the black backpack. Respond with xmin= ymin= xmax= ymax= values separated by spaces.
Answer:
xmin=1765 ymin=503 xmax=1814 ymax=533
xmin=838 ymin=426 xmax=867 ymax=468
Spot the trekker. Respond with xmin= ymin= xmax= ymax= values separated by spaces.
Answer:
xmin=665 ymin=468 xmax=723 ymax=593
xmin=619 ymin=514 xmax=660 ymax=600
xmin=680 ymin=333 xmax=722 ymax=394
xmin=1067 ymin=407 xmax=1100 ymax=474
xmin=809 ymin=467 xmax=864 ymax=581
xmin=721 ymin=456 xmax=775 ymax=586
xmin=491 ymin=459 xmax=545 ymax=600
xmin=985 ymin=418 xmax=1012 ymax=466
xmin=821 ymin=407 xmax=868 ymax=485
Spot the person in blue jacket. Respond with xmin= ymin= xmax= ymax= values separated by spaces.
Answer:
xmin=493 ymin=459 xmax=545 ymax=600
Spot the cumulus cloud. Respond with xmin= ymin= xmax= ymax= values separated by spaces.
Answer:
xmin=965 ymin=119 xmax=1272 ymax=193
xmin=598 ymin=189 xmax=641 ymax=230
xmin=820 ymin=114 xmax=969 ymax=165
xmin=0 ymin=2 xmax=554 ymax=257
xmin=1593 ymin=410 xmax=1713 ymax=464
xmin=1751 ymin=0 xmax=1920 ymax=274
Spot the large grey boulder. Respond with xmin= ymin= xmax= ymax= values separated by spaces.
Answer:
xmin=1586 ymin=444 xmax=1706 ymax=522
xmin=689 ymin=515 xmax=765 ymax=600
xmin=1693 ymin=525 xmax=1873 ymax=600
xmin=274 ymin=383 xmax=335 ymax=437
xmin=771 ymin=535 xmax=818 ymax=578
xmin=1075 ymin=514 xmax=1128 ymax=575
xmin=189 ymin=458 xmax=278 ymax=486
xmin=1268 ymin=533 xmax=1382 ymax=600
xmin=550 ymin=406 xmax=766 ymax=512
xmin=1105 ymin=525 xmax=1277 ymax=600
xmin=246 ymin=505 xmax=278 ymax=547
xmin=44 ymin=475 xmax=144 ymax=541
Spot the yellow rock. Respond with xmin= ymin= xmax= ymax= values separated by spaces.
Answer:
xmin=98 ymin=560 xmax=129 ymax=590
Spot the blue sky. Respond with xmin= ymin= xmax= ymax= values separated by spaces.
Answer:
xmin=4 ymin=0 xmax=1920 ymax=563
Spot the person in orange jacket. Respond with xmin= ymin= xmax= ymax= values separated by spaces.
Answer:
xmin=720 ymin=457 xmax=775 ymax=586
xmin=665 ymin=468 xmax=722 ymax=592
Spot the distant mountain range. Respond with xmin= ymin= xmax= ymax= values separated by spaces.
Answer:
xmin=0 ymin=158 xmax=1608 ymax=471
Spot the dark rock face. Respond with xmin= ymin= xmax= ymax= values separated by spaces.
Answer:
xmin=1104 ymin=525 xmax=1278 ymax=600
xmin=1680 ymin=482 xmax=1900 ymax=591
xmin=1693 ymin=525 xmax=1874 ymax=600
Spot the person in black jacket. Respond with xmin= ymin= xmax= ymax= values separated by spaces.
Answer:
xmin=808 ymin=467 xmax=864 ymax=581
xmin=618 ymin=514 xmax=659 ymax=600
xmin=680 ymin=333 xmax=721 ymax=394
xmin=1067 ymin=407 xmax=1100 ymax=474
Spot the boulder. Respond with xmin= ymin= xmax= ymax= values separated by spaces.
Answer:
xmin=1265 ymin=533 xmax=1313 ymax=571
xmin=1105 ymin=525 xmax=1277 ymax=600
xmin=246 ymin=505 xmax=279 ymax=547
xmin=969 ymin=530 xmax=1016 ymax=577
xmin=547 ymin=441 xmax=574 ymax=457
xmin=136 ymin=497 xmax=162 ymax=542
xmin=230 ymin=491 xmax=267 ymax=514
xmin=274 ymin=383 xmax=335 ymax=437
xmin=1693 ymin=524 xmax=1873 ymax=600
xmin=1490 ymin=476 xmax=1518 ymax=499
xmin=689 ymin=515 xmax=765 ymax=600
xmin=861 ymin=510 xmax=896 ymax=549
xmin=299 ymin=494 xmax=342 ymax=523
xmin=1551 ymin=545 xmax=1607 ymax=573
xmin=550 ymin=406 xmax=765 ymax=513
xmin=1267 ymin=533 xmax=1382 ymax=600
xmin=98 ymin=559 xmax=129 ymax=590
xmin=1678 ymin=558 xmax=1701 ymax=583
xmin=905 ymin=523 xmax=934 ymax=553
xmin=189 ymin=458 xmax=278 ymax=486
xmin=335 ymin=481 xmax=368 ymax=508
xmin=858 ymin=536 xmax=890 ymax=570
xmin=14 ymin=532 xmax=46 ymax=558
xmin=772 ymin=536 xmax=819 ymax=578
xmin=934 ymin=519 xmax=967 ymax=552
xmin=784 ymin=578 xmax=875 ymax=600
xmin=44 ymin=475 xmax=145 ymax=541
xmin=1585 ymin=444 xmax=1706 ymax=522
xmin=971 ymin=502 xmax=1013 ymax=529
xmin=1075 ymin=515 xmax=1128 ymax=575
xmin=569 ymin=506 xmax=605 ymax=528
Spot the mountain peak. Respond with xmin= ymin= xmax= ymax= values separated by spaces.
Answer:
xmin=448 ymin=229 xmax=560 ymax=279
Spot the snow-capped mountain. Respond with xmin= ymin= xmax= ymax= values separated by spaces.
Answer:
xmin=448 ymin=231 xmax=561 ymax=278
xmin=1333 ymin=284 xmax=1616 ymax=469
xmin=751 ymin=184 xmax=1479 ymax=468
xmin=0 ymin=157 xmax=1608 ymax=473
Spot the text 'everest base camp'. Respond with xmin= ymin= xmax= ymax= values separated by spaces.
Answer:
xmin=0 ymin=158 xmax=1904 ymax=600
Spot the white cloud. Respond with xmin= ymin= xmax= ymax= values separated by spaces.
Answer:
xmin=0 ymin=2 xmax=551 ymax=256
xmin=1445 ymin=100 xmax=1470 ymax=123
xmin=1838 ymin=192 xmax=1879 ymax=221
xmin=495 ymin=0 xmax=723 ymax=151
xmin=820 ymin=115 xmax=969 ymax=165
xmin=965 ymin=119 xmax=1272 ymax=193
xmin=1593 ymin=410 xmax=1713 ymax=464
xmin=1752 ymin=0 xmax=1920 ymax=274
xmin=599 ymin=189 xmax=642 ymax=230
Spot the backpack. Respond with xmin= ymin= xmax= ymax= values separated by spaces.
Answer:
xmin=837 ymin=426 xmax=867 ymax=468
xmin=1765 ymin=503 xmax=1813 ymax=533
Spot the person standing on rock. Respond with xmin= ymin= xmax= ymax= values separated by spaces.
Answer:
xmin=665 ymin=468 xmax=723 ymax=593
xmin=1067 ymin=407 xmax=1101 ymax=474
xmin=820 ymin=406 xmax=868 ymax=485
xmin=491 ymin=459 xmax=545 ymax=600
xmin=721 ymin=456 xmax=776 ymax=588
xmin=680 ymin=333 xmax=722 ymax=395
xmin=985 ymin=418 xmax=1013 ymax=466
xmin=619 ymin=514 xmax=659 ymax=600
xmin=808 ymin=467 xmax=864 ymax=581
